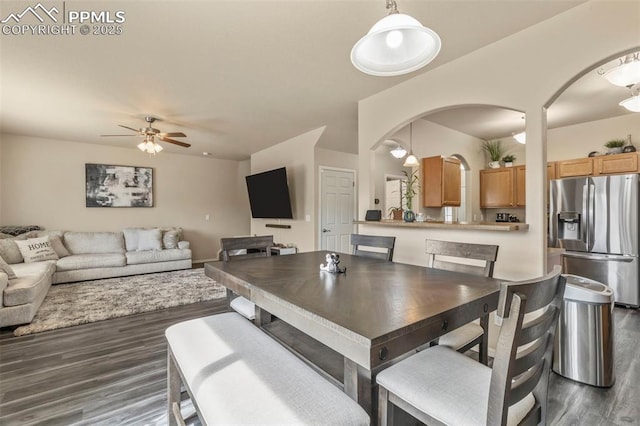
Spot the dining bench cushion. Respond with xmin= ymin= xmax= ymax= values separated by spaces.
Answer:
xmin=166 ymin=312 xmax=369 ymax=425
xmin=376 ymin=345 xmax=534 ymax=426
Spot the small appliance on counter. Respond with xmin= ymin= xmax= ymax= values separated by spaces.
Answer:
xmin=496 ymin=213 xmax=509 ymax=222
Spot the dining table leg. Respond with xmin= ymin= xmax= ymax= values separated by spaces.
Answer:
xmin=344 ymin=358 xmax=375 ymax=421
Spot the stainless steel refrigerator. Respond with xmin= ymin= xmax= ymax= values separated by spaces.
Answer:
xmin=549 ymin=174 xmax=639 ymax=307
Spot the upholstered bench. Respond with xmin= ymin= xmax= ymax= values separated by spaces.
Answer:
xmin=166 ymin=312 xmax=370 ymax=425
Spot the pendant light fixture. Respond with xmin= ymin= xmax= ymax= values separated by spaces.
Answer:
xmin=351 ymin=0 xmax=441 ymax=77
xmin=601 ymin=53 xmax=640 ymax=87
xmin=390 ymin=144 xmax=407 ymax=158
xmin=403 ymin=123 xmax=419 ymax=167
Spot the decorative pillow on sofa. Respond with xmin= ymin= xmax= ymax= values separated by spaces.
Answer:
xmin=14 ymin=236 xmax=59 ymax=263
xmin=162 ymin=227 xmax=183 ymax=249
xmin=36 ymin=231 xmax=70 ymax=258
xmin=137 ymin=228 xmax=162 ymax=251
xmin=0 ymin=255 xmax=17 ymax=279
xmin=0 ymin=239 xmax=23 ymax=264
xmin=123 ymin=228 xmax=143 ymax=251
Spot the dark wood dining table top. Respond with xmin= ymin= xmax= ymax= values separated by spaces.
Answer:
xmin=205 ymin=251 xmax=500 ymax=348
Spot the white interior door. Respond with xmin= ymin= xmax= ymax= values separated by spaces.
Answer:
xmin=320 ymin=169 xmax=355 ymax=253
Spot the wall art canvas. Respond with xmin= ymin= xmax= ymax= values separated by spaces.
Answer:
xmin=85 ymin=163 xmax=153 ymax=207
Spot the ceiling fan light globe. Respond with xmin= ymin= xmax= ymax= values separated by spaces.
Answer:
xmin=351 ymin=13 xmax=441 ymax=77
xmin=137 ymin=142 xmax=147 ymax=152
xmin=620 ymin=94 xmax=640 ymax=112
xmin=604 ymin=60 xmax=640 ymax=87
xmin=390 ymin=146 xmax=407 ymax=158
xmin=154 ymin=143 xmax=163 ymax=153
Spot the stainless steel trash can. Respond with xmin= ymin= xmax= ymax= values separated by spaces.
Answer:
xmin=553 ymin=274 xmax=615 ymax=387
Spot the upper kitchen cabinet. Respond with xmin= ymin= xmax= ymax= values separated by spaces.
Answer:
xmin=422 ymin=156 xmax=461 ymax=207
xmin=480 ymin=166 xmax=525 ymax=208
xmin=594 ymin=152 xmax=640 ymax=175
xmin=556 ymin=158 xmax=594 ymax=178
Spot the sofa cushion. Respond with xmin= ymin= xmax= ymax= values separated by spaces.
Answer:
xmin=137 ymin=228 xmax=162 ymax=251
xmin=63 ymin=232 xmax=125 ymax=254
xmin=4 ymin=261 xmax=55 ymax=306
xmin=0 ymin=255 xmax=17 ymax=279
xmin=55 ymin=253 xmax=127 ymax=271
xmin=15 ymin=237 xmax=59 ymax=263
xmin=125 ymin=248 xmax=191 ymax=265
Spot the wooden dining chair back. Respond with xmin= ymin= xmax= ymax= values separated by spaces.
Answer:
xmin=425 ymin=239 xmax=499 ymax=278
xmin=351 ymin=234 xmax=396 ymax=261
xmin=376 ymin=266 xmax=566 ymax=426
xmin=220 ymin=235 xmax=274 ymax=261
xmin=425 ymin=239 xmax=499 ymax=359
xmin=219 ymin=235 xmax=274 ymax=322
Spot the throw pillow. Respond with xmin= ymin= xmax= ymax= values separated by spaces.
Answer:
xmin=49 ymin=235 xmax=70 ymax=258
xmin=0 ymin=255 xmax=17 ymax=279
xmin=14 ymin=236 xmax=59 ymax=263
xmin=0 ymin=232 xmax=13 ymax=239
xmin=123 ymin=228 xmax=144 ymax=251
xmin=162 ymin=230 xmax=180 ymax=249
xmin=137 ymin=228 xmax=162 ymax=251
xmin=0 ymin=239 xmax=24 ymax=264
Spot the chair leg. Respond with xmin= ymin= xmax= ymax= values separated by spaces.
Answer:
xmin=167 ymin=349 xmax=182 ymax=426
xmin=378 ymin=386 xmax=394 ymax=426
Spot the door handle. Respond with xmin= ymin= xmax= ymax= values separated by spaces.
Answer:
xmin=322 ymin=228 xmax=330 ymax=233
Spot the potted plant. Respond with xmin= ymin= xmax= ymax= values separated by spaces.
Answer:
xmin=482 ymin=139 xmax=503 ymax=168
xmin=388 ymin=206 xmax=403 ymax=220
xmin=402 ymin=170 xmax=419 ymax=222
xmin=502 ymin=154 xmax=516 ymax=167
xmin=604 ymin=139 xmax=625 ymax=155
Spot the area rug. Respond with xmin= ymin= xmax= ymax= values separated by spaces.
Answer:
xmin=13 ymin=268 xmax=226 ymax=336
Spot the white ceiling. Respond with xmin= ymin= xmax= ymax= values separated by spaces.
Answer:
xmin=1 ymin=0 xmax=608 ymax=160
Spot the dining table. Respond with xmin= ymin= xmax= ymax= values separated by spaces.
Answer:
xmin=204 ymin=251 xmax=501 ymax=418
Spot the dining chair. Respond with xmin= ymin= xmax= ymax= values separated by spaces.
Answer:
xmin=425 ymin=239 xmax=499 ymax=362
xmin=351 ymin=234 xmax=396 ymax=261
xmin=220 ymin=235 xmax=274 ymax=320
xmin=377 ymin=265 xmax=565 ymax=426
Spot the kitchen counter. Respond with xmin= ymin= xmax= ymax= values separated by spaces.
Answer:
xmin=354 ymin=220 xmax=528 ymax=232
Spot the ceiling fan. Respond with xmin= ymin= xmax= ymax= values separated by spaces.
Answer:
xmin=102 ymin=116 xmax=191 ymax=153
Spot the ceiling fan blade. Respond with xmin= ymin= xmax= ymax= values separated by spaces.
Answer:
xmin=159 ymin=136 xmax=191 ymax=148
xmin=118 ymin=125 xmax=140 ymax=133
xmin=160 ymin=132 xmax=187 ymax=138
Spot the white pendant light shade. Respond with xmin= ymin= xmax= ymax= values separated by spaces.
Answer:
xmin=402 ymin=122 xmax=419 ymax=167
xmin=513 ymin=131 xmax=526 ymax=144
xmin=604 ymin=57 xmax=640 ymax=87
xmin=403 ymin=153 xmax=419 ymax=167
xmin=390 ymin=145 xmax=407 ymax=158
xmin=620 ymin=94 xmax=640 ymax=112
xmin=351 ymin=11 xmax=441 ymax=76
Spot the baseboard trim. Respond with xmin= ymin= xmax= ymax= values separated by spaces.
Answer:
xmin=193 ymin=258 xmax=218 ymax=264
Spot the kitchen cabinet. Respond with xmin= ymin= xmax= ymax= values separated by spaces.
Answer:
xmin=594 ymin=152 xmax=639 ymax=175
xmin=480 ymin=166 xmax=525 ymax=208
xmin=547 ymin=162 xmax=556 ymax=180
xmin=422 ymin=156 xmax=461 ymax=207
xmin=556 ymin=158 xmax=593 ymax=178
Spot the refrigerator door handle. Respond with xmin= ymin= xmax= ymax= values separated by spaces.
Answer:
xmin=563 ymin=252 xmax=635 ymax=262
xmin=587 ymin=181 xmax=596 ymax=252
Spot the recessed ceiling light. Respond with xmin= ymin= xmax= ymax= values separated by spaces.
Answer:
xmin=203 ymin=152 xmax=210 ymax=156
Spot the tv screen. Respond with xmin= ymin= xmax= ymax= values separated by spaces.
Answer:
xmin=245 ymin=167 xmax=294 ymax=219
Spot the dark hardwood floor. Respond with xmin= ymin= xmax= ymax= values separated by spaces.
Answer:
xmin=0 ymin=303 xmax=637 ymax=425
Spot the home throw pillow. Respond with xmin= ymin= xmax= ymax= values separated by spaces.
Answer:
xmin=137 ymin=228 xmax=162 ymax=251
xmin=14 ymin=236 xmax=59 ymax=263
xmin=0 ymin=255 xmax=17 ymax=279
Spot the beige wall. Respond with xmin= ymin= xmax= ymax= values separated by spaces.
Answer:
xmin=357 ymin=1 xmax=640 ymax=280
xmin=548 ymin=114 xmax=639 ymax=160
xmin=250 ymin=127 xmax=323 ymax=252
xmin=0 ymin=134 xmax=250 ymax=262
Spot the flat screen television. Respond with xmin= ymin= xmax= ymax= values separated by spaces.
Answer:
xmin=245 ymin=167 xmax=294 ymax=219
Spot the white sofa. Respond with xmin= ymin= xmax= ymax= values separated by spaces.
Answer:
xmin=0 ymin=228 xmax=192 ymax=327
